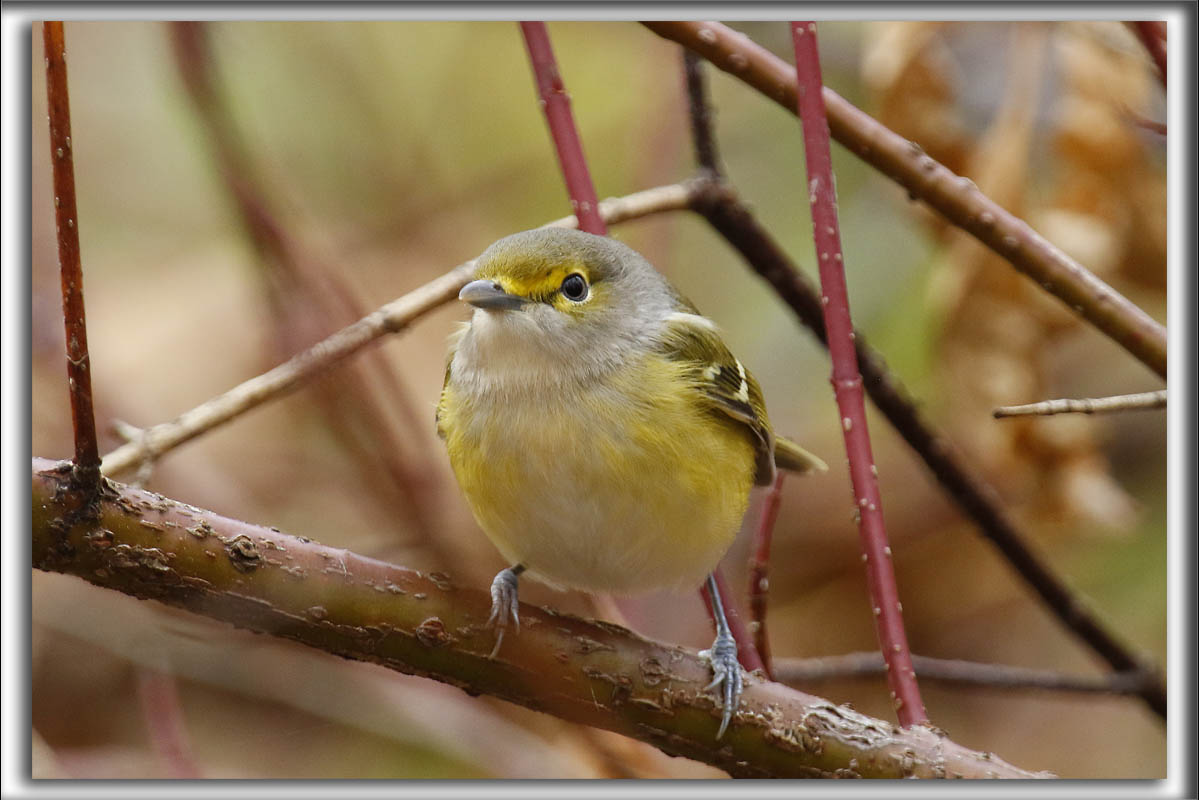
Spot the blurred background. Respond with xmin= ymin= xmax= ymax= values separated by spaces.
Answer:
xmin=31 ymin=20 xmax=1167 ymax=779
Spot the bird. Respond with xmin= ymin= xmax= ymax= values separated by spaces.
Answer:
xmin=436 ymin=227 xmax=825 ymax=738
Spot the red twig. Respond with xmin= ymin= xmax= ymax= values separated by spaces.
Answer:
xmin=1128 ymin=21 xmax=1167 ymax=89
xmin=518 ymin=22 xmax=607 ymax=236
xmin=43 ymin=22 xmax=101 ymax=479
xmin=136 ymin=670 xmax=202 ymax=778
xmin=701 ymin=568 xmax=767 ymax=675
xmin=747 ymin=473 xmax=784 ymax=679
xmin=790 ymin=21 xmax=926 ymax=728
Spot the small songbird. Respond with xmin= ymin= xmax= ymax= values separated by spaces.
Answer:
xmin=436 ymin=228 xmax=825 ymax=738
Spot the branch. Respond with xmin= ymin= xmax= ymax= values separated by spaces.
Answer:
xmin=99 ymin=181 xmax=701 ymax=478
xmin=99 ymin=261 xmax=471 ymax=478
xmin=791 ymin=20 xmax=926 ymax=728
xmin=687 ymin=182 xmax=1167 ymax=720
xmin=43 ymin=22 xmax=101 ymax=482
xmin=1126 ymin=110 xmax=1167 ymax=136
xmin=748 ymin=473 xmax=784 ymax=679
xmin=775 ymin=653 xmax=1157 ymax=696
xmin=31 ymin=458 xmax=1050 ymax=779
xmin=683 ymin=49 xmax=722 ymax=177
xmin=136 ymin=669 xmax=202 ymax=778
xmin=642 ymin=21 xmax=1168 ymax=380
xmin=168 ymin=21 xmax=454 ymax=567
xmin=994 ymin=389 xmax=1167 ymax=418
xmin=520 ymin=22 xmax=607 ymax=236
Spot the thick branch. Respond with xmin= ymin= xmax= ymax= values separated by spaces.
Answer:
xmin=643 ymin=21 xmax=1168 ymax=380
xmin=43 ymin=22 xmax=101 ymax=480
xmin=99 ymin=182 xmax=699 ymax=478
xmin=31 ymin=458 xmax=1048 ymax=779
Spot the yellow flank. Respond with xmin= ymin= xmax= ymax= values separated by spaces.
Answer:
xmin=440 ymin=351 xmax=757 ymax=594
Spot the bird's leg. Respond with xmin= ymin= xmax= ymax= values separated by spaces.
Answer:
xmin=487 ymin=564 xmax=525 ymax=658
xmin=698 ymin=573 xmax=744 ymax=739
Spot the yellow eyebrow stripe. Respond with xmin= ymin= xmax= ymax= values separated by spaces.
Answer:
xmin=500 ymin=264 xmax=589 ymax=299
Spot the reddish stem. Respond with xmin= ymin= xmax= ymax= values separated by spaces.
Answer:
xmin=747 ymin=473 xmax=784 ymax=679
xmin=701 ymin=568 xmax=767 ymax=675
xmin=790 ymin=21 xmax=926 ymax=727
xmin=1129 ymin=21 xmax=1167 ymax=89
xmin=518 ymin=22 xmax=608 ymax=236
xmin=43 ymin=21 xmax=101 ymax=478
xmin=136 ymin=670 xmax=202 ymax=778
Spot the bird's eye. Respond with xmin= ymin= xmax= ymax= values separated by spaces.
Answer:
xmin=561 ymin=273 xmax=589 ymax=302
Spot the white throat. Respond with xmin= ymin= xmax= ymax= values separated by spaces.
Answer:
xmin=452 ymin=310 xmax=611 ymax=395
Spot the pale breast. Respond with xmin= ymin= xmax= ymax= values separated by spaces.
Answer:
xmin=442 ymin=357 xmax=757 ymax=594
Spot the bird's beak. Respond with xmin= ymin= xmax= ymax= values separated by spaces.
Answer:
xmin=459 ymin=279 xmax=528 ymax=311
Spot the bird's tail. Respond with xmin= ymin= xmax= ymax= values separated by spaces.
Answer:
xmin=774 ymin=436 xmax=828 ymax=475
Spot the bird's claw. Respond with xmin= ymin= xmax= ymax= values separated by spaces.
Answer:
xmin=699 ymin=628 xmax=744 ymax=739
xmin=487 ymin=567 xmax=521 ymax=658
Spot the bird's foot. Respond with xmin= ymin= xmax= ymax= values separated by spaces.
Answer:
xmin=699 ymin=627 xmax=744 ymax=739
xmin=487 ymin=565 xmax=523 ymax=658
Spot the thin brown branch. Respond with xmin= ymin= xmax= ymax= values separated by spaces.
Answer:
xmin=687 ymin=182 xmax=1167 ymax=721
xmin=43 ymin=22 xmax=101 ymax=481
xmin=642 ymin=21 xmax=1168 ymax=381
xmin=99 ymin=261 xmax=471 ymax=478
xmin=791 ymin=21 xmax=926 ymax=728
xmin=994 ymin=389 xmax=1166 ymax=418
xmin=520 ymin=22 xmax=607 ymax=236
xmin=683 ymin=49 xmax=722 ymax=177
xmin=748 ymin=473 xmax=784 ymax=679
xmin=110 ymin=419 xmax=156 ymax=488
xmin=775 ymin=653 xmax=1156 ymax=696
xmin=31 ymin=458 xmax=1049 ymax=779
xmin=1127 ymin=21 xmax=1167 ymax=89
xmin=99 ymin=181 xmax=703 ymax=478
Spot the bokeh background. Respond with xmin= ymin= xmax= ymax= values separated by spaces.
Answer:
xmin=31 ymin=20 xmax=1167 ymax=779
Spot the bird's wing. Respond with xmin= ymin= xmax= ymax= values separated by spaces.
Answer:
xmin=660 ymin=311 xmax=827 ymax=484
xmin=659 ymin=311 xmax=779 ymax=486
xmin=435 ymin=322 xmax=470 ymax=440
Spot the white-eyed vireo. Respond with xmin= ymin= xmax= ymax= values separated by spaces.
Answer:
xmin=437 ymin=228 xmax=826 ymax=738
